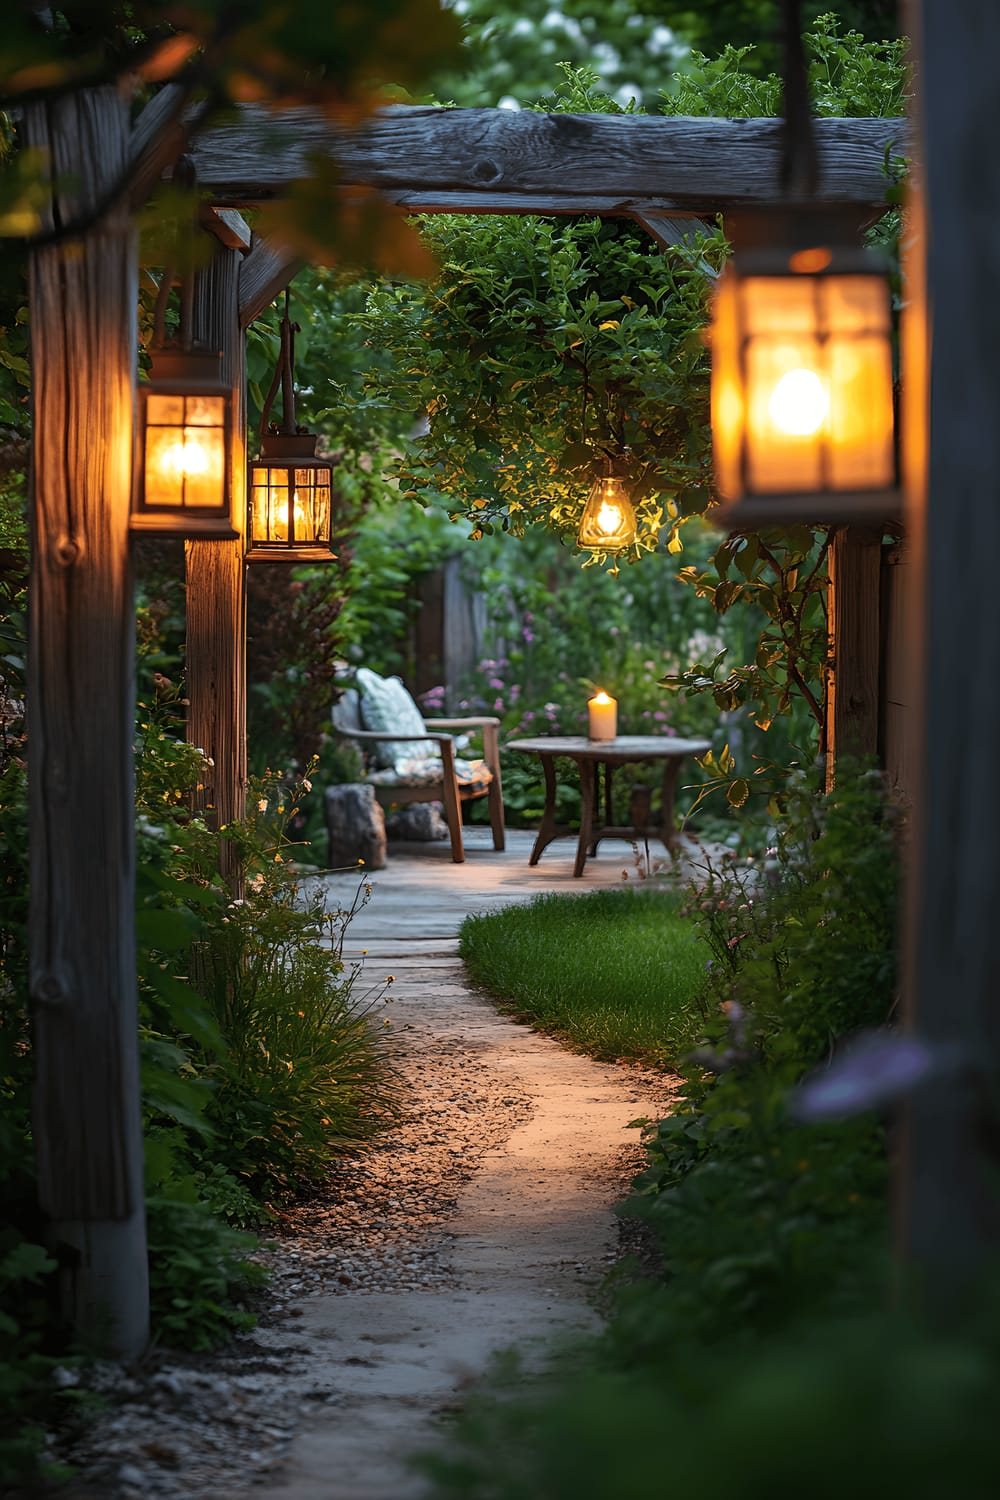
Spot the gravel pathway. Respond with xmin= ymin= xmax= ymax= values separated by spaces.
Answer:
xmin=52 ymin=832 xmax=684 ymax=1500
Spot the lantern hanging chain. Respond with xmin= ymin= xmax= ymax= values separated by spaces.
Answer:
xmin=780 ymin=0 xmax=818 ymax=200
xmin=260 ymin=286 xmax=303 ymax=438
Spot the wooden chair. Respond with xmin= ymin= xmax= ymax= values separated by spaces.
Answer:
xmin=332 ymin=686 xmax=505 ymax=863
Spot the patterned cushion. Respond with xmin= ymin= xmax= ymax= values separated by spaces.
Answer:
xmin=355 ymin=667 xmax=440 ymax=772
xmin=367 ymin=756 xmax=492 ymax=791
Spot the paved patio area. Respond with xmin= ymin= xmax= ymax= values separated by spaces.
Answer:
xmin=324 ymin=825 xmax=708 ymax=957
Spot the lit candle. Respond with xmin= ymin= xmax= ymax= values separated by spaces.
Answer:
xmin=588 ymin=690 xmax=617 ymax=741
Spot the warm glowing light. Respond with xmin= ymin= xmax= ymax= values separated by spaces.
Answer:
xmin=596 ymin=500 xmax=624 ymax=534
xmin=767 ymin=368 xmax=829 ymax=437
xmin=578 ymin=473 xmax=637 ymax=550
xmin=593 ymin=690 xmax=612 ymax=705
xmin=161 ymin=436 xmax=211 ymax=478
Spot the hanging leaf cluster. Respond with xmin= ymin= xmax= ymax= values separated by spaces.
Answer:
xmin=358 ymin=209 xmax=724 ymax=561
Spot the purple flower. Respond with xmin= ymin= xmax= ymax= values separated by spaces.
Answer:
xmin=488 ymin=676 xmax=504 ymax=689
xmin=791 ymin=1031 xmax=955 ymax=1123
xmin=523 ymin=627 xmax=535 ymax=643
xmin=654 ymin=711 xmax=668 ymax=722
xmin=493 ymin=698 xmax=504 ymax=712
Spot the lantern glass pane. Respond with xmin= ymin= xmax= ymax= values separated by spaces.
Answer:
xmin=828 ymin=333 xmax=895 ymax=488
xmin=711 ymin=269 xmax=744 ymax=502
xmin=144 ymin=425 xmax=185 ymax=507
xmin=146 ymin=393 xmax=185 ymax=425
xmin=186 ymin=393 xmax=226 ymax=427
xmin=142 ymin=392 xmax=226 ymax=512
xmin=741 ymin=275 xmax=816 ymax=335
xmin=292 ymin=468 xmax=316 ymax=541
xmin=745 ymin=328 xmax=827 ymax=493
xmin=314 ymin=478 xmax=331 ymax=540
xmin=268 ymin=468 xmax=291 ymax=542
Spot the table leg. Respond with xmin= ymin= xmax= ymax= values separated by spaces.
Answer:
xmin=575 ymin=758 xmax=597 ymax=877
xmin=589 ymin=762 xmax=613 ymax=855
xmin=528 ymin=754 xmax=560 ymax=866
xmin=660 ymin=758 xmax=681 ymax=851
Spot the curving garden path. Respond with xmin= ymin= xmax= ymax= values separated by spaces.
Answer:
xmin=68 ymin=828 xmax=694 ymax=1500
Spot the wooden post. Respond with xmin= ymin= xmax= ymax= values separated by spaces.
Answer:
xmin=26 ymin=89 xmax=148 ymax=1357
xmin=825 ymin=524 xmax=883 ymax=785
xmin=185 ymin=239 xmax=248 ymax=882
xmin=900 ymin=0 xmax=1000 ymax=1283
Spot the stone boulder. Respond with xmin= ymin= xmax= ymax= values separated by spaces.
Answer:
xmin=325 ymin=783 xmax=387 ymax=870
xmin=384 ymin=803 xmax=450 ymax=842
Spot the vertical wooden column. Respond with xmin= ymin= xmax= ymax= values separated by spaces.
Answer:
xmin=825 ymin=524 xmax=883 ymax=786
xmin=26 ymin=90 xmax=148 ymax=1356
xmin=900 ymin=0 xmax=1000 ymax=1283
xmin=185 ymin=241 xmax=247 ymax=883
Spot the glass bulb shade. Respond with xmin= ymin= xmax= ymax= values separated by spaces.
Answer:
xmin=247 ymin=456 xmax=336 ymax=561
xmin=711 ymin=248 xmax=897 ymax=523
xmin=133 ymin=352 xmax=235 ymax=536
xmin=578 ymin=474 xmax=638 ymax=550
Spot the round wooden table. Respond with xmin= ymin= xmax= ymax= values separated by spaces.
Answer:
xmin=505 ymin=734 xmax=711 ymax=877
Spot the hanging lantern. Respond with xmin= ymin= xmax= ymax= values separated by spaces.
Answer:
xmin=577 ymin=462 xmax=638 ymax=551
xmin=247 ymin=290 xmax=337 ymax=563
xmin=709 ymin=0 xmax=898 ymax=527
xmin=711 ymin=206 xmax=898 ymax=526
xmin=133 ymin=347 xmax=237 ymax=537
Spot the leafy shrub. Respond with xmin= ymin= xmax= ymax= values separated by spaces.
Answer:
xmin=144 ymin=1195 xmax=262 ymax=1352
xmin=190 ymin=877 xmax=400 ymax=1202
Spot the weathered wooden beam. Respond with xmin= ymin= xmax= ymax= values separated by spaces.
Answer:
xmin=128 ymin=81 xmax=189 ymax=210
xmin=900 ymin=0 xmax=1000 ymax=1288
xmin=200 ymin=206 xmax=253 ymax=251
xmin=631 ymin=211 xmax=713 ymax=250
xmin=27 ymin=88 xmax=148 ymax=1358
xmin=186 ymin=239 xmax=248 ymax=887
xmin=239 ymin=235 xmax=302 ymax=328
xmin=825 ymin=524 xmax=883 ymax=786
xmin=189 ymin=105 xmax=907 ymax=214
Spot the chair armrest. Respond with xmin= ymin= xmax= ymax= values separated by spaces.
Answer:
xmin=424 ymin=717 xmax=500 ymax=774
xmin=422 ymin=717 xmax=501 ymax=730
xmin=333 ymin=727 xmax=456 ymax=745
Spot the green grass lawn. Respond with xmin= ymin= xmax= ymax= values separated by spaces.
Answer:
xmin=458 ymin=888 xmax=709 ymax=1067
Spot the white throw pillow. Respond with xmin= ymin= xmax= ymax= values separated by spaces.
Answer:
xmin=356 ymin=667 xmax=441 ymax=772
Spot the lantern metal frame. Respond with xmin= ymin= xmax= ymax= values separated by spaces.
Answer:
xmin=246 ymin=289 xmax=337 ymax=564
xmin=709 ymin=0 xmax=899 ymax=528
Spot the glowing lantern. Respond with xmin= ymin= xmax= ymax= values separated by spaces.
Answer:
xmin=247 ymin=288 xmax=337 ymax=563
xmin=132 ymin=350 xmax=236 ymax=537
xmin=710 ymin=205 xmax=898 ymax=527
xmin=247 ymin=434 xmax=336 ymax=563
xmin=577 ymin=467 xmax=638 ymax=551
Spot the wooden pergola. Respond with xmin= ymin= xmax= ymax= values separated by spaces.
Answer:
xmin=26 ymin=92 xmax=935 ymax=1355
